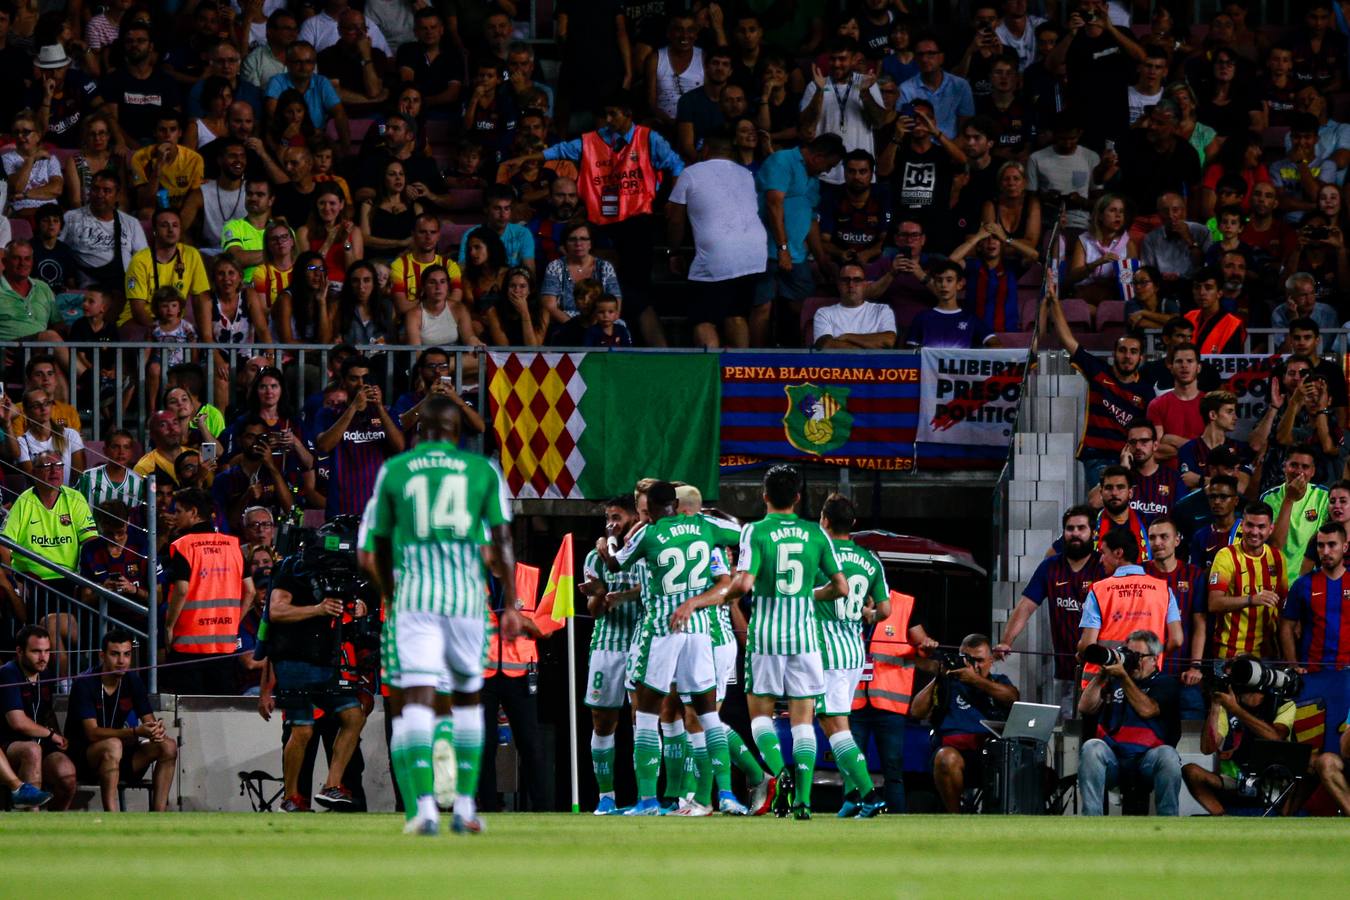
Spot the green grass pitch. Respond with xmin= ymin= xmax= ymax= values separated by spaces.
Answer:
xmin=6 ymin=813 xmax=1348 ymax=897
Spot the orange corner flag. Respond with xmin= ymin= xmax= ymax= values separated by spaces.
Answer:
xmin=533 ymin=534 xmax=575 ymax=636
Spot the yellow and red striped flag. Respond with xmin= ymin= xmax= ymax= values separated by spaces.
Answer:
xmin=533 ymin=534 xmax=575 ymax=636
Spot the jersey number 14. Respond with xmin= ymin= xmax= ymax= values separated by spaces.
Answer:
xmin=404 ymin=473 xmax=471 ymax=538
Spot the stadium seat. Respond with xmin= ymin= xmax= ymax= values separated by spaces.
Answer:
xmin=438 ymin=221 xmax=475 ymax=255
xmin=1260 ymin=126 xmax=1289 ymax=154
xmin=1017 ymin=262 xmax=1044 ymax=286
xmin=889 ymin=298 xmax=930 ymax=330
xmin=445 ymin=188 xmax=485 ymax=211
xmin=1059 ymin=297 xmax=1093 ymax=329
xmin=325 ymin=118 xmax=377 ymax=144
xmin=1095 ymin=300 xmax=1125 ymax=331
xmin=995 ymin=331 xmax=1034 ymax=349
xmin=423 ymin=119 xmax=455 ymax=145
xmin=9 ymin=218 xmax=32 ymax=242
xmin=800 ymin=296 xmax=835 ymax=346
xmin=1017 ymin=288 xmax=1041 ymax=330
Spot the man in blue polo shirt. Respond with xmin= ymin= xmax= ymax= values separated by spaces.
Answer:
xmin=898 ymin=36 xmax=975 ymax=139
xmin=752 ymin=133 xmax=845 ymax=346
xmin=265 ymin=40 xmax=351 ymax=154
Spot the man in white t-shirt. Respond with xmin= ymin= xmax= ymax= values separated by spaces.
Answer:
xmin=995 ymin=0 xmax=1047 ymax=72
xmin=1027 ymin=113 xmax=1101 ymax=232
xmin=1125 ymin=48 xmax=1168 ymax=129
xmin=812 ymin=263 xmax=897 ymax=349
xmin=62 ymin=170 xmax=148 ymax=291
xmin=666 ymin=136 xmax=768 ymax=349
xmin=799 ymin=37 xmax=887 ymax=185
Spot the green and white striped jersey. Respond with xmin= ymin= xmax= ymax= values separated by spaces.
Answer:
xmin=815 ymin=538 xmax=888 ymax=670
xmin=615 ymin=514 xmax=722 ymax=637
xmin=584 ymin=548 xmax=644 ymax=652
xmin=738 ymin=513 xmax=842 ymax=655
xmin=358 ymin=441 xmax=510 ymax=618
xmin=76 ymin=465 xmax=144 ymax=508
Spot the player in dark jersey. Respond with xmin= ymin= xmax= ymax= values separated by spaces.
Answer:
xmin=997 ymin=505 xmax=1104 ymax=711
xmin=1145 ymin=516 xmax=1208 ymax=718
xmin=1122 ymin=419 xmax=1185 ymax=525
xmin=1177 ymin=391 xmax=1247 ymax=490
xmin=1282 ymin=521 xmax=1350 ymax=672
xmin=1096 ymin=465 xmax=1151 ymax=561
xmin=1044 ymin=288 xmax=1155 ymax=488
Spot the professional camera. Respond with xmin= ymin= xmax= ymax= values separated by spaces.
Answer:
xmin=1082 ymin=643 xmax=1141 ymax=672
xmin=1209 ymin=657 xmax=1302 ymax=699
xmin=936 ymin=648 xmax=976 ymax=673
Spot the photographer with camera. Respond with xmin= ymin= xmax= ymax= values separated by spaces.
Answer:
xmin=1077 ymin=528 xmax=1183 ymax=687
xmin=910 ymin=634 xmax=1019 ymax=813
xmin=260 ymin=516 xmax=373 ymax=812
xmin=1078 ymin=629 xmax=1183 ymax=816
xmin=1181 ymin=655 xmax=1297 ymax=816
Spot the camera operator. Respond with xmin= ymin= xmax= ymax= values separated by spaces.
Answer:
xmin=1181 ymin=655 xmax=1296 ymax=816
xmin=910 ymin=634 xmax=1019 ymax=814
xmin=261 ymin=516 xmax=373 ymax=813
xmin=1078 ymin=629 xmax=1183 ymax=816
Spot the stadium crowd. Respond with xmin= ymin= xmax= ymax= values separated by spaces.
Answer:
xmin=0 ymin=0 xmax=1349 ymax=818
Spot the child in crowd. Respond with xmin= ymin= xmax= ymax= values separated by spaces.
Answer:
xmin=584 ymin=294 xmax=633 ymax=347
xmin=444 ymin=139 xmax=488 ymax=189
xmin=547 ymin=277 xmax=602 ymax=346
xmin=146 ymin=287 xmax=197 ymax=404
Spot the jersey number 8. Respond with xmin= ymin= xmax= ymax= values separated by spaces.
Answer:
xmin=835 ymin=574 xmax=868 ymax=620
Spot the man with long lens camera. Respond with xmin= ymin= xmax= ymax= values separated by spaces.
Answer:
xmin=263 ymin=515 xmax=375 ymax=812
xmin=1181 ymin=655 xmax=1296 ymax=815
xmin=910 ymin=634 xmax=1019 ymax=813
xmin=1078 ymin=630 xmax=1183 ymax=815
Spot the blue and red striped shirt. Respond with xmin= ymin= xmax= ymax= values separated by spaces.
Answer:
xmin=962 ymin=258 xmax=1021 ymax=333
xmin=1070 ymin=347 xmax=1155 ymax=461
xmin=1022 ymin=553 xmax=1105 ymax=681
xmin=1283 ymin=570 xmax=1350 ymax=671
xmin=1148 ymin=559 xmax=1207 ymax=673
xmin=314 ymin=408 xmax=396 ymax=519
xmin=1130 ymin=465 xmax=1186 ymax=524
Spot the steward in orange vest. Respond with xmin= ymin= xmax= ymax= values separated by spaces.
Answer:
xmin=1184 ymin=278 xmax=1246 ymax=355
xmin=482 ymin=574 xmax=546 ymax=810
xmin=163 ymin=488 xmax=251 ymax=695
xmin=853 ymin=592 xmax=926 ymax=715
xmin=1078 ymin=530 xmax=1181 ymax=687
xmin=517 ymin=90 xmax=685 ymax=345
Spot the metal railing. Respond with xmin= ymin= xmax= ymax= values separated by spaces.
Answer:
xmin=1 ymin=522 xmax=155 ymax=690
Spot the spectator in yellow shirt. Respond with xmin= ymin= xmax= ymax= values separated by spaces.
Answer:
xmin=129 ymin=111 xmax=205 ymax=218
xmin=122 ymin=208 xmax=211 ymax=328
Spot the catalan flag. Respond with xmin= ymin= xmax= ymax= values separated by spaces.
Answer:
xmin=486 ymin=352 xmax=720 ymax=499
xmin=533 ymin=534 xmax=575 ymax=636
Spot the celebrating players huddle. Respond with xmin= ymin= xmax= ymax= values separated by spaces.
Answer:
xmin=587 ymin=466 xmax=893 ymax=820
xmin=356 ymin=396 xmax=892 ymax=833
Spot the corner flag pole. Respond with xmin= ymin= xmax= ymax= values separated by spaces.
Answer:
xmin=567 ymin=613 xmax=579 ymax=813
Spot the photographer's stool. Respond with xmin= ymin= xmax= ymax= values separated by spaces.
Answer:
xmin=238 ymin=770 xmax=286 ymax=812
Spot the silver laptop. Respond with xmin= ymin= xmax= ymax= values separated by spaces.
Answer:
xmin=979 ymin=702 xmax=1060 ymax=742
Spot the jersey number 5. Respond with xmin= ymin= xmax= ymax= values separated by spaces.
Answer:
xmin=404 ymin=473 xmax=471 ymax=538
xmin=776 ymin=542 xmax=805 ymax=594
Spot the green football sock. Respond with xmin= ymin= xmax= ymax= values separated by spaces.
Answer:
xmin=434 ymin=716 xmax=454 ymax=751
xmin=751 ymin=717 xmax=786 ymax=774
xmin=681 ymin=745 xmax=699 ymax=798
xmin=690 ymin=733 xmax=712 ymax=807
xmin=791 ymin=725 xmax=816 ymax=807
xmin=634 ymin=715 xmax=662 ymax=800
xmin=453 ymin=705 xmax=484 ymax=802
xmin=829 ymin=731 xmax=873 ymax=796
xmin=704 ymin=721 xmax=733 ymax=794
xmin=591 ymin=733 xmax=616 ymax=795
xmin=390 ymin=718 xmax=416 ymax=821
xmin=404 ymin=707 xmax=435 ymax=804
xmin=728 ymin=729 xmax=766 ymax=783
xmin=661 ymin=727 xmax=688 ymax=801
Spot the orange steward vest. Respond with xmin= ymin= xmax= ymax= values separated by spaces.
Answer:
xmin=577 ymin=126 xmax=658 ymax=225
xmin=485 ymin=600 xmax=538 ymax=677
xmin=170 ymin=530 xmax=244 ymax=655
xmin=852 ymin=592 xmax=916 ymax=714
xmin=1184 ymin=308 xmax=1243 ymax=355
xmin=1080 ymin=570 xmax=1170 ymax=687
